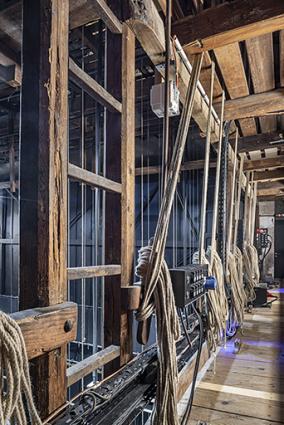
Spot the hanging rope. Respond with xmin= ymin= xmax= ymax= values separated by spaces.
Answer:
xmin=227 ymin=251 xmax=246 ymax=325
xmin=0 ymin=311 xmax=42 ymax=425
xmin=135 ymin=53 xmax=204 ymax=425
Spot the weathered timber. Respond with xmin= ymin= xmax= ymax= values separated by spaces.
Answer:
xmin=11 ymin=302 xmax=77 ymax=360
xmin=228 ymin=130 xmax=284 ymax=154
xmin=120 ymin=24 xmax=135 ymax=364
xmin=243 ymin=156 xmax=284 ymax=172
xmin=246 ymin=34 xmax=276 ymax=134
xmin=257 ymin=181 xmax=284 ymax=191
xmin=121 ymin=285 xmax=142 ymax=311
xmin=172 ymin=0 xmax=284 ymax=54
xmin=67 ymin=345 xmax=121 ymax=387
xmin=85 ymin=0 xmax=122 ymax=33
xmin=254 ymin=169 xmax=284 ymax=182
xmin=126 ymin=0 xmax=220 ymax=141
xmin=67 ymin=264 xmax=121 ymax=280
xmin=68 ymin=163 xmax=122 ymax=194
xmin=135 ymin=159 xmax=218 ymax=175
xmin=214 ymin=89 xmax=284 ymax=121
xmin=258 ymin=195 xmax=284 ymax=202
xmin=214 ymin=43 xmax=256 ymax=137
xmin=20 ymin=0 xmax=69 ymax=417
xmin=104 ymin=0 xmax=123 ymax=376
xmin=69 ymin=58 xmax=122 ymax=113
xmin=177 ymin=343 xmax=209 ymax=402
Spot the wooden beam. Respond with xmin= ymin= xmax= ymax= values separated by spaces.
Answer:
xmin=126 ymin=0 xmax=220 ymax=142
xmin=67 ymin=345 xmax=121 ymax=387
xmin=68 ymin=58 xmax=122 ymax=113
xmin=243 ymin=156 xmax=284 ymax=171
xmin=257 ymin=181 xmax=284 ymax=191
xmin=172 ymin=0 xmax=284 ymax=54
xmin=214 ymin=89 xmax=284 ymax=121
xmin=254 ymin=169 xmax=284 ymax=182
xmin=258 ymin=187 xmax=284 ymax=197
xmin=67 ymin=264 xmax=121 ymax=280
xmin=85 ymin=0 xmax=122 ymax=33
xmin=11 ymin=302 xmax=77 ymax=360
xmin=68 ymin=163 xmax=122 ymax=194
xmin=245 ymin=34 xmax=276 ymax=134
xmin=258 ymin=195 xmax=284 ymax=202
xmin=104 ymin=0 xmax=123 ymax=376
xmin=228 ymin=130 xmax=284 ymax=153
xmin=135 ymin=159 xmax=218 ymax=175
xmin=20 ymin=0 xmax=69 ymax=418
xmin=177 ymin=343 xmax=209 ymax=402
xmin=214 ymin=43 xmax=256 ymax=137
xmin=120 ymin=24 xmax=135 ymax=364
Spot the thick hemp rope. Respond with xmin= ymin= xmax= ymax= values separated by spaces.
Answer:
xmin=227 ymin=251 xmax=246 ymax=325
xmin=0 ymin=311 xmax=42 ymax=425
xmin=135 ymin=53 xmax=204 ymax=425
xmin=243 ymin=244 xmax=257 ymax=301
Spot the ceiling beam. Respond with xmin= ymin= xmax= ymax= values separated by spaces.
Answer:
xmin=214 ymin=88 xmax=284 ymax=121
xmin=228 ymin=130 xmax=284 ymax=153
xmin=258 ymin=195 xmax=284 ymax=202
xmin=171 ymin=0 xmax=284 ymax=54
xmin=243 ymin=156 xmax=284 ymax=172
xmin=257 ymin=181 xmax=284 ymax=190
xmin=126 ymin=0 xmax=220 ymax=142
xmin=254 ymin=169 xmax=284 ymax=182
xmin=258 ymin=188 xmax=284 ymax=197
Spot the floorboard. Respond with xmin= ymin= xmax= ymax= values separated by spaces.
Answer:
xmin=179 ymin=283 xmax=284 ymax=424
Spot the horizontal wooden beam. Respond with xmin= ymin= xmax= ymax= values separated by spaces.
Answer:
xmin=228 ymin=130 xmax=284 ymax=153
xmin=67 ymin=264 xmax=121 ymax=280
xmin=172 ymin=0 xmax=284 ymax=54
xmin=67 ymin=345 xmax=120 ymax=387
xmin=258 ymin=188 xmax=284 ymax=197
xmin=177 ymin=343 xmax=209 ymax=402
xmin=254 ymin=169 xmax=284 ymax=182
xmin=85 ymin=0 xmax=122 ymax=34
xmin=243 ymin=156 xmax=284 ymax=171
xmin=258 ymin=194 xmax=284 ymax=202
xmin=68 ymin=58 xmax=122 ymax=113
xmin=68 ymin=163 xmax=122 ymax=194
xmin=257 ymin=181 xmax=284 ymax=190
xmin=214 ymin=88 xmax=284 ymax=121
xmin=11 ymin=302 xmax=77 ymax=360
xmin=135 ymin=159 xmax=217 ymax=175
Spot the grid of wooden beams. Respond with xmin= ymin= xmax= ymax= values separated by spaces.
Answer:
xmin=172 ymin=0 xmax=284 ymax=54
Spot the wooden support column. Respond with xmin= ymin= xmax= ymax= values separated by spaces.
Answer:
xmin=120 ymin=24 xmax=135 ymax=364
xmin=20 ymin=0 xmax=69 ymax=418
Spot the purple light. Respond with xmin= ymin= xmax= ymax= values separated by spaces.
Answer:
xmin=269 ymin=288 xmax=284 ymax=294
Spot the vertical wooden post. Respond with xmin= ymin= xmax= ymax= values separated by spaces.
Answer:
xmin=20 ymin=0 xmax=69 ymax=418
xmin=121 ymin=24 xmax=135 ymax=364
xmin=104 ymin=4 xmax=123 ymax=375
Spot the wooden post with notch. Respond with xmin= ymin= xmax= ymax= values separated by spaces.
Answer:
xmin=20 ymin=0 xmax=69 ymax=418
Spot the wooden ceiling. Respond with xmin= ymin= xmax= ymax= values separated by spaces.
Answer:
xmin=0 ymin=0 xmax=283 ymax=200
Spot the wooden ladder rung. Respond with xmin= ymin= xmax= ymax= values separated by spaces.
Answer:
xmin=67 ymin=264 xmax=121 ymax=281
xmin=69 ymin=58 xmax=122 ymax=114
xmin=68 ymin=163 xmax=122 ymax=194
xmin=67 ymin=345 xmax=121 ymax=387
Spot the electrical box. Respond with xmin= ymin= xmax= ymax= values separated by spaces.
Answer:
xmin=150 ymin=81 xmax=180 ymax=118
xmin=257 ymin=228 xmax=268 ymax=248
xmin=169 ymin=264 xmax=208 ymax=308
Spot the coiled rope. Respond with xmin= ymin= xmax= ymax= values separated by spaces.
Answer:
xmin=0 ymin=311 xmax=42 ymax=425
xmin=135 ymin=54 xmax=204 ymax=425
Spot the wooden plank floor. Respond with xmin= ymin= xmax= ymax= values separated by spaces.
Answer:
xmin=181 ymin=285 xmax=284 ymax=424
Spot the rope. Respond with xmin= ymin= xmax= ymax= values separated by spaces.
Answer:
xmin=135 ymin=53 xmax=204 ymax=425
xmin=206 ymin=248 xmax=228 ymax=352
xmin=243 ymin=244 xmax=257 ymax=301
xmin=136 ymin=244 xmax=180 ymax=424
xmin=0 ymin=311 xmax=42 ymax=425
xmin=227 ymin=251 xmax=246 ymax=325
